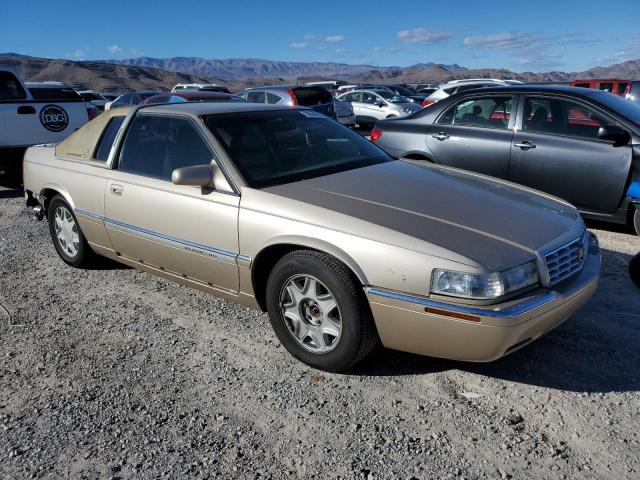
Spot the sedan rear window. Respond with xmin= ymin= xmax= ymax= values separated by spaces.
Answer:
xmin=204 ymin=110 xmax=390 ymax=188
xmin=28 ymin=87 xmax=83 ymax=101
xmin=292 ymin=87 xmax=333 ymax=106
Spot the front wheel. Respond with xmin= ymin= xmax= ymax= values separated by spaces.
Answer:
xmin=633 ymin=207 xmax=640 ymax=236
xmin=265 ymin=250 xmax=378 ymax=372
xmin=47 ymin=195 xmax=93 ymax=267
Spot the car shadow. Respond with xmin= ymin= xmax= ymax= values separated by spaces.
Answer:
xmin=0 ymin=188 xmax=22 ymax=199
xmin=86 ymin=257 xmax=132 ymax=271
xmin=351 ymin=248 xmax=640 ymax=394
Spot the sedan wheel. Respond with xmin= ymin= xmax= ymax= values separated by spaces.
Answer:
xmin=47 ymin=195 xmax=93 ymax=267
xmin=54 ymin=206 xmax=80 ymax=258
xmin=280 ymin=274 xmax=342 ymax=353
xmin=266 ymin=250 xmax=379 ymax=372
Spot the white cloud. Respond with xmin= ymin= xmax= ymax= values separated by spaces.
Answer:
xmin=396 ymin=28 xmax=453 ymax=45
xmin=107 ymin=44 xmax=124 ymax=54
xmin=128 ymin=48 xmax=143 ymax=57
xmin=70 ymin=48 xmax=87 ymax=59
xmin=304 ymin=34 xmax=317 ymax=40
xmin=289 ymin=42 xmax=308 ymax=49
xmin=325 ymin=35 xmax=345 ymax=43
xmin=373 ymin=46 xmax=401 ymax=53
xmin=463 ymin=32 xmax=535 ymax=50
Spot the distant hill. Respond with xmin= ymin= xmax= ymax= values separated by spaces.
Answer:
xmin=0 ymin=53 xmax=217 ymax=92
xmin=105 ymin=55 xmax=640 ymax=84
xmin=108 ymin=56 xmax=389 ymax=81
xmin=4 ymin=53 xmax=640 ymax=93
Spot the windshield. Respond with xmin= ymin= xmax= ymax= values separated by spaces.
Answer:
xmin=590 ymin=90 xmax=640 ymax=126
xmin=375 ymin=90 xmax=409 ymax=104
xmin=204 ymin=110 xmax=391 ymax=188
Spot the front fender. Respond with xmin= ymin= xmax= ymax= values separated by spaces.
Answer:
xmin=254 ymin=234 xmax=368 ymax=285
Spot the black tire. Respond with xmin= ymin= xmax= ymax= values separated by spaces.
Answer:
xmin=630 ymin=253 xmax=640 ymax=288
xmin=47 ymin=195 xmax=93 ymax=268
xmin=265 ymin=250 xmax=378 ymax=372
xmin=633 ymin=207 xmax=640 ymax=236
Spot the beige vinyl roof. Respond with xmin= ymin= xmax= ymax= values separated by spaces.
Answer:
xmin=55 ymin=107 xmax=131 ymax=161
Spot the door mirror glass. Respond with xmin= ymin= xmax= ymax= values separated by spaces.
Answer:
xmin=597 ymin=124 xmax=631 ymax=146
xmin=172 ymin=164 xmax=213 ymax=187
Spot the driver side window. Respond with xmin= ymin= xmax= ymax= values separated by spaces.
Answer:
xmin=437 ymin=96 xmax=513 ymax=129
xmin=362 ymin=92 xmax=379 ymax=104
xmin=118 ymin=115 xmax=213 ymax=181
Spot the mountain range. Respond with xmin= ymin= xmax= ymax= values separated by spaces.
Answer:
xmin=3 ymin=53 xmax=640 ymax=93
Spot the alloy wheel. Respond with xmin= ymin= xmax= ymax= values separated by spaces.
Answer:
xmin=279 ymin=274 xmax=342 ymax=353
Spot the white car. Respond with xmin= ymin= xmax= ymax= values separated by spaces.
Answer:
xmin=422 ymin=78 xmax=524 ymax=106
xmin=337 ymin=89 xmax=421 ymax=126
xmin=171 ymin=83 xmax=230 ymax=93
xmin=0 ymin=69 xmax=94 ymax=177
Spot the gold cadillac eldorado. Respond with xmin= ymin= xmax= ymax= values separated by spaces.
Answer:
xmin=23 ymin=103 xmax=600 ymax=372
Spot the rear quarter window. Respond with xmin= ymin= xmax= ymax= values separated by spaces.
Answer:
xmin=94 ymin=116 xmax=126 ymax=161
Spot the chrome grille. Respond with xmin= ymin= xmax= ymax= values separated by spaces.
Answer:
xmin=544 ymin=232 xmax=589 ymax=286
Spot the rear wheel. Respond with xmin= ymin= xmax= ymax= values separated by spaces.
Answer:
xmin=265 ymin=250 xmax=378 ymax=372
xmin=48 ymin=195 xmax=93 ymax=267
xmin=633 ymin=207 xmax=640 ymax=236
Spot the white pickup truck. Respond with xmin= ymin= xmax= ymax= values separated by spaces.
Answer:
xmin=0 ymin=67 xmax=94 ymax=179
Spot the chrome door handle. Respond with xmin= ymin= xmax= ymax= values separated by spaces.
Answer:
xmin=432 ymin=132 xmax=449 ymax=141
xmin=514 ymin=141 xmax=536 ymax=150
xmin=110 ymin=184 xmax=123 ymax=196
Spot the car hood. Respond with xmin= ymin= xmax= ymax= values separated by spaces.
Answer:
xmin=263 ymin=161 xmax=582 ymax=271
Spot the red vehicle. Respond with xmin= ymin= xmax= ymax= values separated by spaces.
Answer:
xmin=570 ymin=79 xmax=629 ymax=96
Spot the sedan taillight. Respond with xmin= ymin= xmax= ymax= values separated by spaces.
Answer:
xmin=421 ymin=98 xmax=436 ymax=107
xmin=370 ymin=127 xmax=382 ymax=142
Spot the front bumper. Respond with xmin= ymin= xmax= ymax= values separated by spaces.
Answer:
xmin=366 ymin=238 xmax=600 ymax=362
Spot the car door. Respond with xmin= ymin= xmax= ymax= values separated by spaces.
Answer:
xmin=425 ymin=94 xmax=515 ymax=179
xmin=510 ymin=95 xmax=632 ymax=213
xmin=104 ymin=112 xmax=241 ymax=292
xmin=361 ymin=91 xmax=386 ymax=121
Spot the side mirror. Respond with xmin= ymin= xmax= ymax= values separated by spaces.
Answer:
xmin=597 ymin=124 xmax=631 ymax=147
xmin=376 ymin=99 xmax=385 ymax=107
xmin=172 ymin=164 xmax=213 ymax=187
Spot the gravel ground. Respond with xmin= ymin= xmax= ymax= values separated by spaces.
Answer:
xmin=1 ymin=183 xmax=639 ymax=480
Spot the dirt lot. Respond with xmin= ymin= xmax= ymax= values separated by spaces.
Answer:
xmin=1 ymin=182 xmax=639 ymax=480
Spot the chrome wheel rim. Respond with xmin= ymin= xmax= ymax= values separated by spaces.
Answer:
xmin=279 ymin=274 xmax=342 ymax=353
xmin=54 ymin=206 xmax=80 ymax=258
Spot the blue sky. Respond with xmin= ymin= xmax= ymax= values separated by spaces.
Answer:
xmin=1 ymin=0 xmax=638 ymax=72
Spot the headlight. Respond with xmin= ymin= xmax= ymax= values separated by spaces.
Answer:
xmin=431 ymin=262 xmax=538 ymax=300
